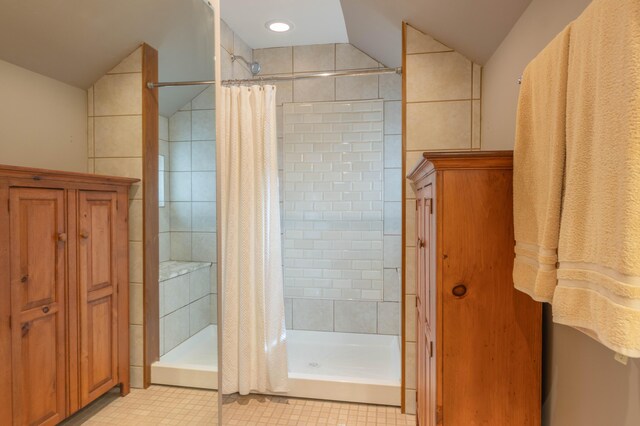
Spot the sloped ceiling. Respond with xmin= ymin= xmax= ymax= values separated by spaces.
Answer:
xmin=0 ymin=0 xmax=215 ymax=116
xmin=0 ymin=0 xmax=532 ymax=116
xmin=340 ymin=0 xmax=532 ymax=67
xmin=220 ymin=0 xmax=531 ymax=67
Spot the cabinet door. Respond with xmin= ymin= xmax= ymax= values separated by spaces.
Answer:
xmin=78 ymin=191 xmax=119 ymax=406
xmin=9 ymin=188 xmax=66 ymax=426
xmin=416 ymin=189 xmax=435 ymax=426
xmin=422 ymin=195 xmax=436 ymax=426
xmin=415 ymin=197 xmax=426 ymax=425
xmin=441 ymin=169 xmax=540 ymax=425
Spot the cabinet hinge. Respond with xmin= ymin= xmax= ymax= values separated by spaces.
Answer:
xmin=116 ymin=199 xmax=119 ymax=210
xmin=7 ymin=198 xmax=9 ymax=212
xmin=8 ymin=315 xmax=11 ymax=329
xmin=428 ymin=198 xmax=433 ymax=214
xmin=430 ymin=341 xmax=433 ymax=358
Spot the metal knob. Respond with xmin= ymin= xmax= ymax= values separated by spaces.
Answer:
xmin=58 ymin=233 xmax=67 ymax=242
xmin=42 ymin=306 xmax=50 ymax=314
xmin=20 ymin=275 xmax=28 ymax=283
xmin=21 ymin=322 xmax=30 ymax=337
xmin=80 ymin=232 xmax=89 ymax=239
xmin=452 ymin=283 xmax=467 ymax=297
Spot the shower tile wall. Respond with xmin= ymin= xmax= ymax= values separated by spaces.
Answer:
xmin=282 ymin=100 xmax=384 ymax=301
xmin=87 ymin=46 xmax=146 ymax=388
xmin=158 ymin=21 xmax=255 ymax=353
xmin=165 ymin=88 xmax=218 ymax=338
xmin=159 ymin=115 xmax=170 ymax=262
xmin=253 ymin=43 xmax=402 ymax=336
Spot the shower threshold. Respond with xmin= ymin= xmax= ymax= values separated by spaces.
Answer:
xmin=151 ymin=325 xmax=401 ymax=406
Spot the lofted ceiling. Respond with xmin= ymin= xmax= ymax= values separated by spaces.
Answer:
xmin=0 ymin=0 xmax=532 ymax=116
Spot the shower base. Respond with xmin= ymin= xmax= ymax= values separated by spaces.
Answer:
xmin=151 ymin=325 xmax=401 ymax=406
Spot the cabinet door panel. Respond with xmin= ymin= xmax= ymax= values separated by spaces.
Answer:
xmin=10 ymin=188 xmax=66 ymax=426
xmin=78 ymin=191 xmax=119 ymax=406
xmin=441 ymin=170 xmax=540 ymax=425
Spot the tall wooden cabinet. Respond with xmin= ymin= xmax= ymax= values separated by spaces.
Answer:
xmin=0 ymin=165 xmax=137 ymax=425
xmin=408 ymin=152 xmax=542 ymax=426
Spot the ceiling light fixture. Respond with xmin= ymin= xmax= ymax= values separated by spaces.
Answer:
xmin=266 ymin=20 xmax=292 ymax=33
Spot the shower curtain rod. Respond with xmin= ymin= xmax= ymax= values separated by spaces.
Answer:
xmin=147 ymin=67 xmax=402 ymax=89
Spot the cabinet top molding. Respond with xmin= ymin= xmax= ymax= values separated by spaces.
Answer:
xmin=0 ymin=164 xmax=139 ymax=186
xmin=407 ymin=151 xmax=513 ymax=180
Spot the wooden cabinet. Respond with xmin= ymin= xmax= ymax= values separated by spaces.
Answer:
xmin=9 ymin=188 xmax=67 ymax=426
xmin=408 ymin=152 xmax=542 ymax=426
xmin=0 ymin=165 xmax=137 ymax=425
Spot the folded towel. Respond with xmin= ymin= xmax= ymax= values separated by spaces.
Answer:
xmin=513 ymin=25 xmax=571 ymax=302
xmin=553 ymin=0 xmax=640 ymax=357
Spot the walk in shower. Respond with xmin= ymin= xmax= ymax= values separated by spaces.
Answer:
xmin=150 ymin=21 xmax=403 ymax=407
xmin=152 ymin=84 xmax=219 ymax=388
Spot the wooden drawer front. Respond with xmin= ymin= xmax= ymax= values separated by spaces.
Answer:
xmin=78 ymin=191 xmax=119 ymax=406
xmin=9 ymin=188 xmax=66 ymax=426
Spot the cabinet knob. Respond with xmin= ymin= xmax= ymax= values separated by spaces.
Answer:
xmin=452 ymin=283 xmax=468 ymax=297
xmin=417 ymin=238 xmax=425 ymax=248
xmin=42 ymin=306 xmax=50 ymax=314
xmin=80 ymin=232 xmax=89 ymax=239
xmin=58 ymin=233 xmax=67 ymax=242
xmin=21 ymin=322 xmax=30 ymax=337
xmin=20 ymin=275 xmax=28 ymax=283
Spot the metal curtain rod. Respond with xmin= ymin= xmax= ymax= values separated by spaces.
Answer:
xmin=147 ymin=67 xmax=402 ymax=89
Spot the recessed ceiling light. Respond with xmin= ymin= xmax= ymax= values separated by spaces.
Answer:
xmin=266 ymin=20 xmax=292 ymax=33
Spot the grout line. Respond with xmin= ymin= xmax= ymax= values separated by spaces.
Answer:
xmin=405 ymin=98 xmax=474 ymax=104
xmin=405 ymin=50 xmax=455 ymax=56
xmin=92 ymin=113 xmax=143 ymax=118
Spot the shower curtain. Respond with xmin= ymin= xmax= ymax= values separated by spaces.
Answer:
xmin=218 ymin=85 xmax=289 ymax=395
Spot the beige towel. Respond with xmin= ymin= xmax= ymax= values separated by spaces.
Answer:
xmin=553 ymin=0 xmax=640 ymax=358
xmin=513 ymin=25 xmax=571 ymax=302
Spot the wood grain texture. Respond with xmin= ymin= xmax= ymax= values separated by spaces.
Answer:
xmin=409 ymin=152 xmax=542 ymax=426
xmin=10 ymin=188 xmax=67 ymax=426
xmin=78 ymin=191 xmax=119 ymax=405
xmin=0 ymin=180 xmax=11 ymax=422
xmin=0 ymin=166 xmax=135 ymax=424
xmin=416 ymin=185 xmax=436 ymax=426
xmin=141 ymin=43 xmax=160 ymax=388
xmin=67 ymin=189 xmax=80 ymax=414
xmin=117 ymin=188 xmax=131 ymax=396
xmin=0 ymin=164 xmax=138 ymax=186
xmin=400 ymin=20 xmax=408 ymax=413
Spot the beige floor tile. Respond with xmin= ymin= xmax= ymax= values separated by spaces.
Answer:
xmin=61 ymin=385 xmax=416 ymax=426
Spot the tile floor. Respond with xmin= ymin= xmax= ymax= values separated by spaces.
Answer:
xmin=223 ymin=393 xmax=415 ymax=426
xmin=61 ymin=385 xmax=416 ymax=426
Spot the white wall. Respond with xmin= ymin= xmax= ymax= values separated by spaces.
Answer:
xmin=0 ymin=59 xmax=87 ymax=172
xmin=482 ymin=1 xmax=640 ymax=425
xmin=481 ymin=0 xmax=592 ymax=150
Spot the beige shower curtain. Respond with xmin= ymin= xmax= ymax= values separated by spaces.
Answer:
xmin=218 ymin=85 xmax=289 ymax=394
